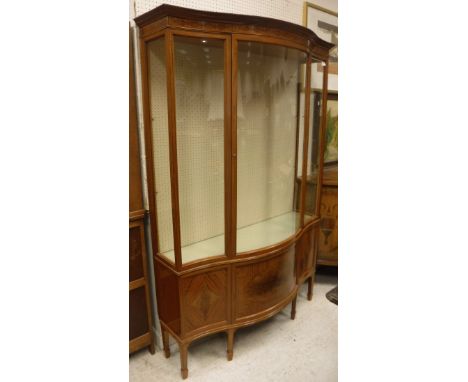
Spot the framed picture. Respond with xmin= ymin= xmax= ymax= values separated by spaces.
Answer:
xmin=312 ymin=92 xmax=338 ymax=164
xmin=324 ymin=93 xmax=338 ymax=163
xmin=304 ymin=2 xmax=338 ymax=92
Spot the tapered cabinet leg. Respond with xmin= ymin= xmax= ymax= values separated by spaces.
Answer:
xmin=291 ymin=295 xmax=297 ymax=320
xmin=162 ymin=328 xmax=170 ymax=358
xmin=307 ymin=276 xmax=313 ymax=301
xmin=180 ymin=343 xmax=189 ymax=379
xmin=149 ymin=341 xmax=156 ymax=355
xmin=226 ymin=329 xmax=235 ymax=361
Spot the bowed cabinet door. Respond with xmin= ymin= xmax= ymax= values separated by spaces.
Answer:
xmin=233 ymin=247 xmax=296 ymax=322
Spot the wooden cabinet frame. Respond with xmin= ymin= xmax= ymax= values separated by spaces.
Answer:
xmin=129 ymin=25 xmax=154 ymax=355
xmin=135 ymin=4 xmax=333 ymax=378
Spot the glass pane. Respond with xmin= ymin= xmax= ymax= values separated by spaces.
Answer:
xmin=295 ymin=70 xmax=308 ymax=222
xmin=174 ymin=36 xmax=225 ymax=263
xmin=147 ymin=38 xmax=174 ymax=261
xmin=304 ymin=59 xmax=326 ymax=220
xmin=303 ymin=90 xmax=320 ymax=220
xmin=237 ymin=41 xmax=306 ymax=253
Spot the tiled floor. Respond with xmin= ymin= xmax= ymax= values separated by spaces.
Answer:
xmin=130 ymin=272 xmax=337 ymax=382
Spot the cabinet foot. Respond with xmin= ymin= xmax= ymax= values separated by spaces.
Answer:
xmin=162 ymin=327 xmax=170 ymax=358
xmin=226 ymin=329 xmax=235 ymax=361
xmin=307 ymin=276 xmax=313 ymax=301
xmin=291 ymin=295 xmax=297 ymax=320
xmin=149 ymin=341 xmax=155 ymax=355
xmin=180 ymin=343 xmax=188 ymax=379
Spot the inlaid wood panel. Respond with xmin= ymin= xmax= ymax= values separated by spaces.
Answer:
xmin=130 ymin=287 xmax=149 ymax=340
xmin=129 ymin=225 xmax=144 ymax=282
xmin=234 ymin=248 xmax=295 ymax=320
xmin=180 ymin=269 xmax=228 ymax=334
xmin=295 ymin=238 xmax=303 ymax=278
xmin=296 ymin=229 xmax=313 ymax=280
xmin=155 ymin=260 xmax=181 ymax=335
xmin=297 ymin=226 xmax=315 ymax=280
xmin=304 ymin=226 xmax=315 ymax=273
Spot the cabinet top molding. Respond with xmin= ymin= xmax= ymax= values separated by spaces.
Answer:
xmin=134 ymin=4 xmax=334 ymax=52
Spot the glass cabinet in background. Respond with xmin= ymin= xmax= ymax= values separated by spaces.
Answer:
xmin=135 ymin=4 xmax=333 ymax=379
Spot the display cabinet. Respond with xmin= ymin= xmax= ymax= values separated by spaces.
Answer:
xmin=135 ymin=4 xmax=333 ymax=378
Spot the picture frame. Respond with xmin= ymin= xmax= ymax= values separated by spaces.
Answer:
xmin=304 ymin=2 xmax=338 ymax=92
xmin=312 ymin=91 xmax=338 ymax=165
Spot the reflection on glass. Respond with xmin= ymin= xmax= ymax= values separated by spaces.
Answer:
xmin=304 ymin=59 xmax=325 ymax=220
xmin=237 ymin=41 xmax=306 ymax=253
xmin=148 ymin=38 xmax=174 ymax=260
xmin=172 ymin=36 xmax=225 ymax=264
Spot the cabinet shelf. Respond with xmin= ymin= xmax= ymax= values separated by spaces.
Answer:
xmin=161 ymin=211 xmax=316 ymax=263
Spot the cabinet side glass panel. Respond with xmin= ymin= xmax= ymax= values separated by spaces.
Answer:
xmin=173 ymin=36 xmax=225 ymax=264
xmin=148 ymin=38 xmax=174 ymax=262
xmin=236 ymin=41 xmax=306 ymax=253
xmin=295 ymin=60 xmax=308 ymax=222
xmin=305 ymin=59 xmax=326 ymax=220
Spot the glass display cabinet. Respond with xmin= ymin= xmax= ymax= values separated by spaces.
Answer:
xmin=135 ymin=4 xmax=333 ymax=379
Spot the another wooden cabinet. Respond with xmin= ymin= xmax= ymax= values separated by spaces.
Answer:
xmin=129 ymin=25 xmax=154 ymax=354
xmin=317 ymin=164 xmax=338 ymax=266
xmin=296 ymin=165 xmax=338 ymax=266
xmin=135 ymin=4 xmax=333 ymax=378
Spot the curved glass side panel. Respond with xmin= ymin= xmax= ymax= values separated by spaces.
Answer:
xmin=304 ymin=59 xmax=327 ymax=221
xmin=236 ymin=41 xmax=306 ymax=253
xmin=173 ymin=36 xmax=225 ymax=264
xmin=148 ymin=38 xmax=174 ymax=262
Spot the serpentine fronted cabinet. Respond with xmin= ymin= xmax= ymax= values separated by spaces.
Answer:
xmin=135 ymin=5 xmax=333 ymax=379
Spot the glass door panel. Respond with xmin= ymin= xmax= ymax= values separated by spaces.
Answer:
xmin=236 ymin=41 xmax=307 ymax=253
xmin=173 ymin=36 xmax=225 ymax=263
xmin=305 ymin=59 xmax=326 ymax=220
xmin=147 ymin=38 xmax=174 ymax=262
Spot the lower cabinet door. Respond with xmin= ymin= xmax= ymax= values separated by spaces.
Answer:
xmin=234 ymin=247 xmax=296 ymax=321
xmin=129 ymin=287 xmax=149 ymax=341
xmin=129 ymin=220 xmax=153 ymax=352
xmin=180 ymin=268 xmax=229 ymax=335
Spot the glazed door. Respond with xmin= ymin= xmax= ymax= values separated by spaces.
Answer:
xmin=172 ymin=33 xmax=229 ymax=265
xmin=147 ymin=36 xmax=174 ymax=262
xmin=147 ymin=32 xmax=231 ymax=268
xmin=148 ymin=32 xmax=326 ymax=265
xmin=303 ymin=59 xmax=328 ymax=220
xmin=233 ymin=38 xmax=309 ymax=254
